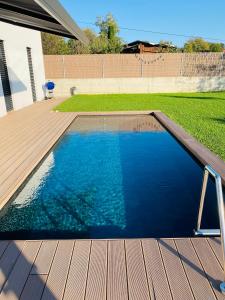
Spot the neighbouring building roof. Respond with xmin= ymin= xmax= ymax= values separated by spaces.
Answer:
xmin=122 ymin=40 xmax=176 ymax=53
xmin=0 ymin=0 xmax=88 ymax=44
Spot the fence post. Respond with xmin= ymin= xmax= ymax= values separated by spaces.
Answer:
xmin=140 ymin=56 xmax=143 ymax=77
xmin=180 ymin=53 xmax=183 ymax=76
xmin=102 ymin=55 xmax=104 ymax=78
xmin=62 ymin=55 xmax=66 ymax=78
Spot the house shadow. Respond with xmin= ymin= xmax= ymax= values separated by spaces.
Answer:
xmin=0 ymin=67 xmax=27 ymax=97
xmin=0 ymin=241 xmax=56 ymax=300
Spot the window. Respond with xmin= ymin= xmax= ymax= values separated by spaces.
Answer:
xmin=0 ymin=40 xmax=13 ymax=112
xmin=26 ymin=47 xmax=37 ymax=102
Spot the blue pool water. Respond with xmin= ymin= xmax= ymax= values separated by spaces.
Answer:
xmin=0 ymin=115 xmax=220 ymax=238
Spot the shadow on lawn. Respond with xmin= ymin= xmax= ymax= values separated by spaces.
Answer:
xmin=159 ymin=94 xmax=225 ymax=101
xmin=209 ymin=117 xmax=225 ymax=125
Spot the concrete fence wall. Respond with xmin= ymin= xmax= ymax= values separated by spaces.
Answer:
xmin=44 ymin=53 xmax=225 ymax=96
xmin=50 ymin=77 xmax=225 ymax=97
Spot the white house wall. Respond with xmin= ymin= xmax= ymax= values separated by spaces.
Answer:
xmin=0 ymin=21 xmax=45 ymax=117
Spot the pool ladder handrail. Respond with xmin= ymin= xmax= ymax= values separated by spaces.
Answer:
xmin=194 ymin=165 xmax=225 ymax=293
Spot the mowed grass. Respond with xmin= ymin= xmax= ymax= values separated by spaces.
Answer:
xmin=55 ymin=92 xmax=225 ymax=160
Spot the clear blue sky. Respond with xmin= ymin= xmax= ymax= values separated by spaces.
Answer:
xmin=60 ymin=0 xmax=225 ymax=47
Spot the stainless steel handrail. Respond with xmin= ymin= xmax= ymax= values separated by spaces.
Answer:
xmin=195 ymin=165 xmax=225 ymax=293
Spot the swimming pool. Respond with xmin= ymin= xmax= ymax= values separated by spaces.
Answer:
xmin=0 ymin=115 xmax=220 ymax=239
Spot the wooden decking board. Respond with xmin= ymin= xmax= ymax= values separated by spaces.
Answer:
xmin=0 ymin=109 xmax=62 ymax=147
xmin=20 ymin=274 xmax=47 ymax=300
xmin=0 ymin=113 xmax=73 ymax=181
xmin=0 ymin=110 xmax=51 ymax=152
xmin=207 ymin=237 xmax=223 ymax=268
xmin=107 ymin=240 xmax=128 ymax=300
xmin=0 ymin=108 xmax=48 ymax=140
xmin=0 ymin=242 xmax=10 ymax=260
xmin=0 ymin=241 xmax=24 ymax=292
xmin=191 ymin=238 xmax=225 ymax=300
xmin=0 ymin=111 xmax=59 ymax=160
xmin=142 ymin=239 xmax=172 ymax=300
xmin=0 ymin=241 xmax=25 ymax=292
xmin=175 ymin=238 xmax=216 ymax=300
xmin=0 ymin=113 xmax=61 ymax=175
xmin=41 ymin=240 xmax=74 ymax=300
xmin=0 ymin=114 xmax=76 ymax=208
xmin=125 ymin=240 xmax=150 ymax=300
xmin=0 ymin=101 xmax=62 ymax=145
xmin=31 ymin=241 xmax=58 ymax=275
xmin=0 ymin=241 xmax=41 ymax=300
xmin=158 ymin=239 xmax=194 ymax=300
xmin=0 ymin=98 xmax=76 ymax=208
xmin=0 ymin=110 xmax=72 ymax=153
xmin=0 ymin=103 xmax=225 ymax=299
xmin=0 ymin=238 xmax=222 ymax=299
xmin=85 ymin=240 xmax=107 ymax=300
xmin=63 ymin=241 xmax=91 ymax=300
xmin=0 ymin=113 xmax=72 ymax=183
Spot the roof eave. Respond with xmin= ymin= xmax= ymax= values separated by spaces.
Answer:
xmin=34 ymin=0 xmax=89 ymax=44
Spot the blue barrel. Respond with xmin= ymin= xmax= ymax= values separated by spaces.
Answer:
xmin=46 ymin=81 xmax=55 ymax=91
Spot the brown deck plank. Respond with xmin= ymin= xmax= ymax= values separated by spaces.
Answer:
xmin=41 ymin=240 xmax=74 ymax=300
xmin=0 ymin=113 xmax=73 ymax=184
xmin=31 ymin=241 xmax=58 ymax=275
xmin=0 ymin=110 xmax=51 ymax=154
xmin=107 ymin=240 xmax=128 ymax=300
xmin=0 ymin=242 xmax=9 ymax=259
xmin=158 ymin=239 xmax=194 ymax=300
xmin=0 ymin=112 xmax=60 ymax=170
xmin=0 ymin=110 xmax=72 ymax=163
xmin=142 ymin=239 xmax=172 ymax=300
xmin=125 ymin=239 xmax=150 ymax=300
xmin=0 ymin=114 xmax=75 ymax=208
xmin=0 ymin=98 xmax=76 ymax=209
xmin=0 ymin=238 xmax=222 ymax=300
xmin=191 ymin=237 xmax=225 ymax=300
xmin=0 ymin=241 xmax=25 ymax=292
xmin=63 ymin=241 xmax=91 ymax=300
xmin=0 ymin=241 xmax=41 ymax=300
xmin=85 ymin=240 xmax=107 ymax=300
xmin=175 ymin=238 xmax=216 ymax=300
xmin=20 ymin=274 xmax=47 ymax=300
xmin=207 ymin=237 xmax=223 ymax=267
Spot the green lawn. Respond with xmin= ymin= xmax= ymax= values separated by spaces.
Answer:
xmin=55 ymin=92 xmax=225 ymax=160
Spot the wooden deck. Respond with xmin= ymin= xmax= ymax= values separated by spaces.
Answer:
xmin=0 ymin=238 xmax=223 ymax=300
xmin=0 ymin=99 xmax=76 ymax=209
xmin=0 ymin=102 xmax=225 ymax=299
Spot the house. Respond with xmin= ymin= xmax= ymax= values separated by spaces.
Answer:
xmin=0 ymin=0 xmax=88 ymax=117
xmin=122 ymin=40 xmax=176 ymax=54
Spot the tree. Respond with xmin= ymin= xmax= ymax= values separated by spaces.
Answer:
xmin=184 ymin=38 xmax=210 ymax=52
xmin=95 ymin=13 xmax=123 ymax=53
xmin=67 ymin=29 xmax=97 ymax=54
xmin=41 ymin=14 xmax=124 ymax=55
xmin=209 ymin=42 xmax=224 ymax=52
xmin=90 ymin=36 xmax=109 ymax=54
xmin=41 ymin=32 xmax=69 ymax=54
xmin=183 ymin=38 xmax=224 ymax=53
